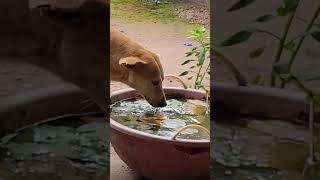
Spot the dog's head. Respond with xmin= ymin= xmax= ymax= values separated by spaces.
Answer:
xmin=120 ymin=49 xmax=167 ymax=107
xmin=34 ymin=0 xmax=108 ymax=29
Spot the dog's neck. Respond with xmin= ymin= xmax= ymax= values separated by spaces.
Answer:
xmin=110 ymin=29 xmax=141 ymax=84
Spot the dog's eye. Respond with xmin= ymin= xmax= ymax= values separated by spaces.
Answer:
xmin=152 ymin=80 xmax=160 ymax=86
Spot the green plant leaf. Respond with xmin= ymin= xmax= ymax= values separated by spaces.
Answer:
xmin=279 ymin=73 xmax=292 ymax=82
xmin=197 ymin=48 xmax=206 ymax=65
xmin=249 ymin=46 xmax=265 ymax=58
xmin=284 ymin=0 xmax=299 ymax=10
xmin=311 ymin=31 xmax=320 ymax=42
xmin=277 ymin=0 xmax=299 ymax=16
xmin=254 ymin=14 xmax=276 ymax=22
xmin=284 ymin=41 xmax=296 ymax=51
xmin=221 ymin=30 xmax=254 ymax=46
xmin=181 ymin=60 xmax=195 ymax=65
xmin=179 ymin=71 xmax=189 ymax=76
xmin=227 ymin=0 xmax=256 ymax=12
xmin=273 ymin=63 xmax=289 ymax=74
xmin=185 ymin=52 xmax=194 ymax=57
xmin=313 ymin=95 xmax=320 ymax=107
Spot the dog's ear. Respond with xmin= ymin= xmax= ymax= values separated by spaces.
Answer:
xmin=119 ymin=57 xmax=148 ymax=69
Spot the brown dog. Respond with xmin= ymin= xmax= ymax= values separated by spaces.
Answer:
xmin=28 ymin=0 xmax=166 ymax=110
xmin=110 ymin=29 xmax=167 ymax=107
xmin=31 ymin=1 xmax=109 ymax=111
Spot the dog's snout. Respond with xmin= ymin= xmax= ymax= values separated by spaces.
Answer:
xmin=157 ymin=100 xmax=167 ymax=107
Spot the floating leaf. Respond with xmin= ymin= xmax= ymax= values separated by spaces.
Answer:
xmin=249 ymin=46 xmax=265 ymax=58
xmin=221 ymin=30 xmax=254 ymax=46
xmin=179 ymin=71 xmax=189 ymax=76
xmin=227 ymin=0 xmax=256 ymax=12
xmin=311 ymin=31 xmax=320 ymax=42
xmin=254 ymin=14 xmax=276 ymax=22
xmin=181 ymin=60 xmax=195 ymax=65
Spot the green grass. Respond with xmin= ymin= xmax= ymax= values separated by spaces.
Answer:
xmin=110 ymin=0 xmax=181 ymax=23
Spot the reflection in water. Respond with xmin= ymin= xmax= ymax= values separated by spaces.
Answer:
xmin=211 ymin=117 xmax=320 ymax=180
xmin=111 ymin=99 xmax=210 ymax=140
xmin=0 ymin=116 xmax=108 ymax=180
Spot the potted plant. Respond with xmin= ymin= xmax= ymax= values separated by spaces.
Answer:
xmin=213 ymin=0 xmax=320 ymax=176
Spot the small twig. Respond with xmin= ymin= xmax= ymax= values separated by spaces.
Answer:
xmin=295 ymin=16 xmax=320 ymax=26
xmin=290 ymin=76 xmax=315 ymax=98
xmin=256 ymin=29 xmax=281 ymax=40
xmin=164 ymin=74 xmax=188 ymax=89
xmin=214 ymin=49 xmax=248 ymax=86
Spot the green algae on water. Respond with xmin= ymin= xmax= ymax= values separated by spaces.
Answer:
xmin=110 ymin=99 xmax=210 ymax=140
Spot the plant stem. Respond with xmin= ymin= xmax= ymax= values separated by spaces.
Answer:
xmin=271 ymin=2 xmax=300 ymax=86
xmin=286 ymin=32 xmax=312 ymax=45
xmin=194 ymin=63 xmax=204 ymax=89
xmin=295 ymin=16 xmax=320 ymax=27
xmin=288 ymin=6 xmax=320 ymax=69
xmin=257 ymin=29 xmax=281 ymax=40
xmin=291 ymin=76 xmax=314 ymax=98
xmin=198 ymin=63 xmax=210 ymax=87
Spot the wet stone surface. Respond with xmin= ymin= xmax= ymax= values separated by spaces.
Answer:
xmin=0 ymin=116 xmax=108 ymax=180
